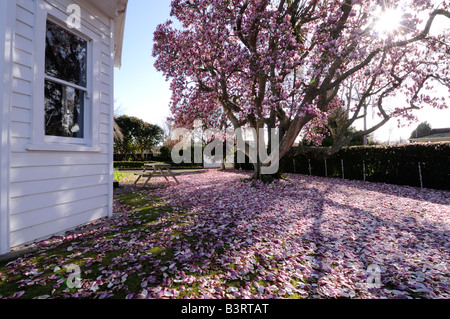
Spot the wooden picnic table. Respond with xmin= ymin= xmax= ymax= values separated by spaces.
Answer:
xmin=133 ymin=163 xmax=180 ymax=187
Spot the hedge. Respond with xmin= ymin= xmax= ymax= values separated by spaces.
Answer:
xmin=283 ymin=142 xmax=450 ymax=190
xmin=114 ymin=161 xmax=203 ymax=169
xmin=114 ymin=153 xmax=154 ymax=161
xmin=114 ymin=161 xmax=160 ymax=169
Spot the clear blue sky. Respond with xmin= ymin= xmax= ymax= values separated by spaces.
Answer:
xmin=114 ymin=1 xmax=450 ymax=143
xmin=114 ymin=0 xmax=172 ymax=129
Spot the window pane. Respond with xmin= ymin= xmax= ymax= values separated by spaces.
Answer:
xmin=45 ymin=80 xmax=84 ymax=138
xmin=45 ymin=21 xmax=87 ymax=87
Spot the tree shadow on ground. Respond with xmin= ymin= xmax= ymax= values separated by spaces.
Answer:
xmin=288 ymin=173 xmax=450 ymax=206
xmin=129 ymin=171 xmax=449 ymax=298
xmin=4 ymin=171 xmax=447 ymax=299
xmin=299 ymin=182 xmax=449 ymax=298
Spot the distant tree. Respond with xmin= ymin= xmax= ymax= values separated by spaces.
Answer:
xmin=302 ymin=105 xmax=370 ymax=147
xmin=304 ymin=126 xmax=365 ymax=148
xmin=159 ymin=145 xmax=171 ymax=161
xmin=113 ymin=121 xmax=124 ymax=141
xmin=410 ymin=121 xmax=432 ymax=139
xmin=114 ymin=115 xmax=164 ymax=158
xmin=162 ymin=118 xmax=179 ymax=150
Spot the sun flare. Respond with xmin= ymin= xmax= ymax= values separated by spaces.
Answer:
xmin=375 ymin=7 xmax=404 ymax=36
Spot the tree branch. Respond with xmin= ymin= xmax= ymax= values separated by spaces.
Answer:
xmin=322 ymin=9 xmax=450 ymax=93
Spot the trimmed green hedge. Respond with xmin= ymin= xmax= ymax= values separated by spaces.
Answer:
xmin=114 ymin=161 xmax=160 ymax=169
xmin=283 ymin=143 xmax=450 ymax=190
xmin=114 ymin=161 xmax=203 ymax=169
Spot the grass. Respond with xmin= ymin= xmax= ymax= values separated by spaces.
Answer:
xmin=113 ymin=169 xmax=134 ymax=182
xmin=0 ymin=183 xmax=259 ymax=299
xmin=0 ymin=188 xmax=220 ymax=299
xmin=0 ymin=191 xmax=139 ymax=297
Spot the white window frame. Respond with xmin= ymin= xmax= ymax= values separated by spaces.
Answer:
xmin=43 ymin=20 xmax=89 ymax=143
xmin=27 ymin=0 xmax=101 ymax=152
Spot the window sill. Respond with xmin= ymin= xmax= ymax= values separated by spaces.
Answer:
xmin=26 ymin=143 xmax=102 ymax=153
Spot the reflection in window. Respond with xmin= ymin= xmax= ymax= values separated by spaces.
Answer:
xmin=44 ymin=21 xmax=87 ymax=139
xmin=45 ymin=80 xmax=84 ymax=138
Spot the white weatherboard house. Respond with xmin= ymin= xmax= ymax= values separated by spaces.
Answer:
xmin=0 ymin=0 xmax=128 ymax=254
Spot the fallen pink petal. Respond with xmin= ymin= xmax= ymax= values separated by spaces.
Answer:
xmin=0 ymin=170 xmax=448 ymax=299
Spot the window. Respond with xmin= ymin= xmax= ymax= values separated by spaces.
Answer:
xmin=44 ymin=20 xmax=88 ymax=139
xmin=28 ymin=6 xmax=103 ymax=152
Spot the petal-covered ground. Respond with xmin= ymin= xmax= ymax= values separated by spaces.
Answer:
xmin=1 ymin=170 xmax=449 ymax=299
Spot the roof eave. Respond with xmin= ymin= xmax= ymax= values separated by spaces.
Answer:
xmin=113 ymin=0 xmax=127 ymax=68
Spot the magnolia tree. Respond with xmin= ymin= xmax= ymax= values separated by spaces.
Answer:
xmin=153 ymin=0 xmax=450 ymax=179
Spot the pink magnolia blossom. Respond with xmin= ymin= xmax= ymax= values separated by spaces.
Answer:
xmin=153 ymin=0 xmax=450 ymax=178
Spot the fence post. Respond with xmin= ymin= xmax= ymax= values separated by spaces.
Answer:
xmin=363 ymin=161 xmax=366 ymax=182
xmin=324 ymin=159 xmax=328 ymax=178
xmin=341 ymin=159 xmax=345 ymax=179
xmin=293 ymin=158 xmax=296 ymax=173
xmin=308 ymin=158 xmax=312 ymax=176
xmin=418 ymin=162 xmax=423 ymax=189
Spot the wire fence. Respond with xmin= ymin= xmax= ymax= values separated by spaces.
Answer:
xmin=283 ymin=147 xmax=449 ymax=191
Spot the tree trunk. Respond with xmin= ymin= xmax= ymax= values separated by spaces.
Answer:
xmin=252 ymin=161 xmax=262 ymax=180
xmin=249 ymin=123 xmax=279 ymax=182
xmin=252 ymin=123 xmax=263 ymax=179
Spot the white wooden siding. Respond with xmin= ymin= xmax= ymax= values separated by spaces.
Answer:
xmin=0 ymin=0 xmax=16 ymax=255
xmin=8 ymin=0 xmax=115 ymax=248
xmin=10 ymin=207 xmax=108 ymax=247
